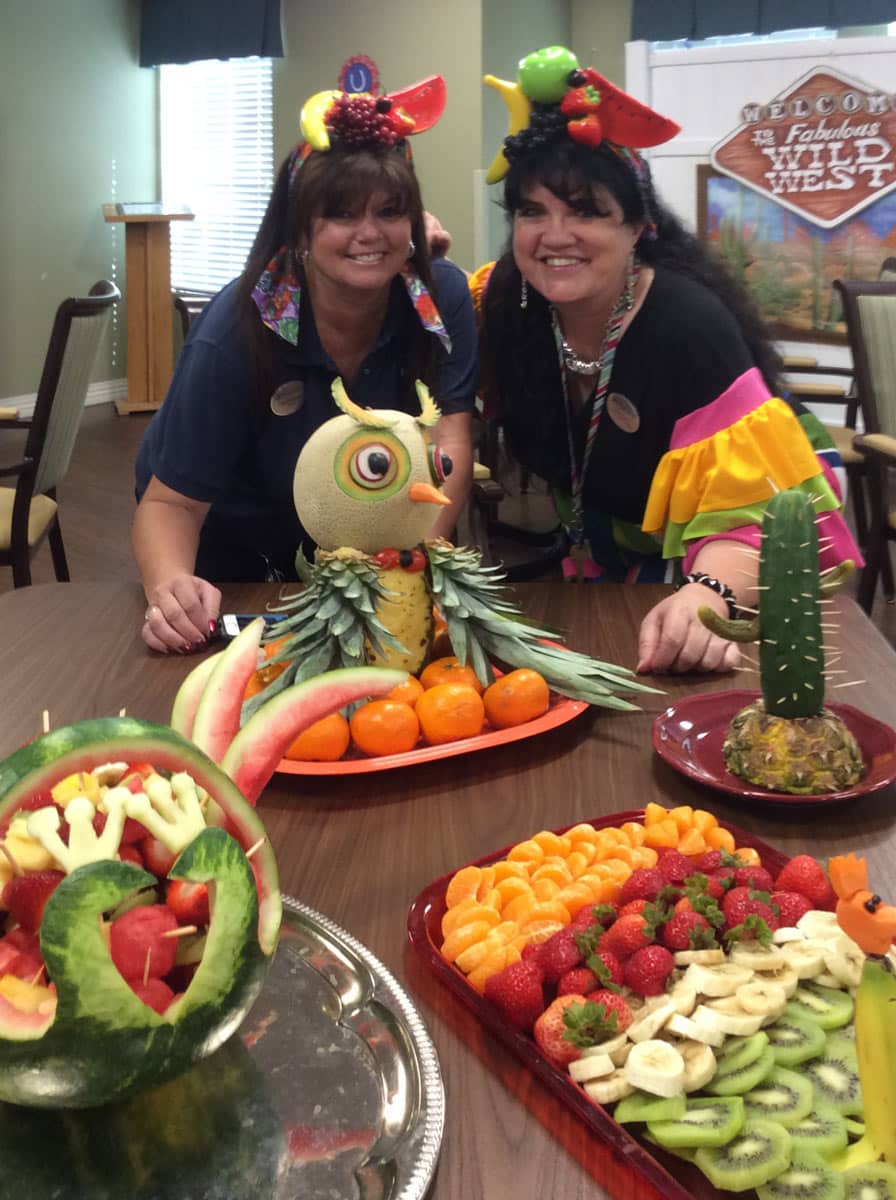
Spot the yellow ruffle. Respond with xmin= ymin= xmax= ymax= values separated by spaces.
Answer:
xmin=468 ymin=262 xmax=495 ymax=321
xmin=643 ymin=397 xmax=822 ymax=533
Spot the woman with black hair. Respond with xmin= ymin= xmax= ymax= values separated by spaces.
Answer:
xmin=133 ymin=84 xmax=476 ymax=654
xmin=474 ymin=48 xmax=859 ymax=675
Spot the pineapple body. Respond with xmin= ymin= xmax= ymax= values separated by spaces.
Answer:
xmin=364 ymin=565 xmax=433 ymax=673
xmin=724 ymin=698 xmax=863 ymax=794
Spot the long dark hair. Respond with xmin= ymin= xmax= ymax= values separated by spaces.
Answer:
xmin=480 ymin=137 xmax=782 ymax=428
xmin=236 ymin=143 xmax=437 ymax=414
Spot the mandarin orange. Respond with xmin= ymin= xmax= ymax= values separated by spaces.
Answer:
xmin=415 ymin=682 xmax=485 ymax=745
xmin=349 ymin=699 xmax=420 ymax=757
xmin=284 ymin=711 xmax=350 ymax=762
xmin=387 ymin=676 xmax=425 ymax=707
xmin=419 ymin=656 xmax=484 ymax=694
xmin=482 ymin=668 xmax=550 ymax=729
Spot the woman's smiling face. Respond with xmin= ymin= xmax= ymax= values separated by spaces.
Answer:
xmin=512 ymin=182 xmax=642 ymax=309
xmin=307 ymin=190 xmax=411 ymax=294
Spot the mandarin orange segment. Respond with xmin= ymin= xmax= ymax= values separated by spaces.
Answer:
xmin=676 ymin=828 xmax=706 ymax=857
xmin=565 ymin=850 xmax=592 ymax=879
xmin=668 ymin=805 xmax=695 ymax=834
xmin=492 ymin=860 xmax=528 ymax=883
xmin=532 ymin=878 xmax=561 ymax=901
xmin=508 ymin=839 xmax=545 ymax=865
xmin=565 ymin=823 xmax=598 ymax=844
xmin=576 ymin=874 xmax=614 ymax=903
xmin=632 ymin=845 xmax=659 ymax=869
xmin=606 ymin=843 xmax=635 ymax=868
xmin=476 ymin=866 xmax=498 ymax=899
xmin=520 ymin=899 xmax=571 ymax=927
xmin=479 ymin=888 xmax=504 ymax=911
xmin=734 ymin=845 xmax=761 ymax=866
xmin=555 ymin=882 xmax=597 ymax=916
xmin=504 ymin=945 xmax=523 ymax=967
xmin=444 ymin=902 xmax=501 ymax=933
xmin=531 ymin=861 xmax=572 ymax=886
xmin=455 ymin=939 xmax=498 ymax=974
xmin=441 ymin=896 xmax=478 ymax=938
xmin=644 ymin=818 xmax=679 ymax=848
xmin=494 ymin=877 xmax=532 ymax=907
xmin=445 ymin=865 xmax=482 ymax=909
xmin=440 ymin=921 xmax=495 ymax=963
xmin=466 ymin=949 xmax=509 ymax=993
xmin=600 ymin=858 xmax=633 ymax=884
xmin=621 ymin=821 xmax=646 ymax=847
xmin=706 ymin=826 xmax=736 ymax=853
xmin=692 ymin=808 xmax=719 ymax=834
xmin=644 ymin=802 xmax=669 ymax=826
xmin=502 ymin=893 xmax=537 ymax=924
xmin=518 ymin=918 xmax=565 ymax=946
xmin=532 ymin=831 xmax=571 ymax=858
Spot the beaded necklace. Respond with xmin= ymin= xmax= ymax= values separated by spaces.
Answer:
xmin=552 ymin=262 xmax=640 ymax=580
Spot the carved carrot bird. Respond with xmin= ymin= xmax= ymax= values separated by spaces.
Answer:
xmin=829 ymin=853 xmax=896 ymax=955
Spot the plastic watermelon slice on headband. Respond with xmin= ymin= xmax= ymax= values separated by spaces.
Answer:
xmin=383 ymin=75 xmax=447 ymax=132
xmin=579 ymin=68 xmax=680 ymax=149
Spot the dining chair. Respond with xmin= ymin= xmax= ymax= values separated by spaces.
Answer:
xmin=0 ymin=279 xmax=120 ymax=587
xmin=834 ymin=278 xmax=896 ymax=612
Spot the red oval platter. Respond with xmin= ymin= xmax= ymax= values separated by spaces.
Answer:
xmin=652 ymin=688 xmax=896 ymax=806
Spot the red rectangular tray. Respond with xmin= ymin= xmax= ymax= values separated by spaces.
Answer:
xmin=407 ymin=810 xmax=790 ymax=1200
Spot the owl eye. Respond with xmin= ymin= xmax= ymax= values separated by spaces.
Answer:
xmin=350 ymin=443 xmax=397 ymax=488
xmin=428 ymin=445 xmax=453 ymax=484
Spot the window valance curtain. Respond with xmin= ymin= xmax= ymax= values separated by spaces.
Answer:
xmin=631 ymin=0 xmax=896 ymax=41
xmin=140 ymin=0 xmax=283 ymax=67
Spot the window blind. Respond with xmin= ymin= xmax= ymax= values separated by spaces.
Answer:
xmin=160 ymin=58 xmax=273 ymax=294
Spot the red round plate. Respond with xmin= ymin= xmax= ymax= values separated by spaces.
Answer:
xmin=276 ymin=693 xmax=588 ymax=776
xmin=652 ymin=687 xmax=896 ymax=805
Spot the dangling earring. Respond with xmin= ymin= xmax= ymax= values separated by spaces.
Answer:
xmin=623 ymin=251 xmax=637 ymax=310
xmin=407 ymin=239 xmax=416 ymax=259
xmin=520 ymin=275 xmax=528 ymax=310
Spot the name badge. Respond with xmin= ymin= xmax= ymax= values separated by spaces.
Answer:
xmin=270 ymin=381 xmax=304 ymax=417
xmin=607 ymin=392 xmax=640 ymax=434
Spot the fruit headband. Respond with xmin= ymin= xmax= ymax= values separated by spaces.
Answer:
xmin=484 ymin=45 xmax=680 ymax=185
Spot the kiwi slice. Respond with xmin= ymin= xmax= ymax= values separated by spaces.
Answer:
xmin=803 ymin=1048 xmax=863 ymax=1116
xmin=717 ymin=1031 xmax=770 ymax=1071
xmin=647 ymin=1096 xmax=745 ymax=1150
xmin=842 ymin=1162 xmax=896 ymax=1199
xmin=743 ymin=1066 xmax=815 ymax=1127
xmin=614 ymin=1091 xmax=687 ymax=1125
xmin=788 ymin=1101 xmax=849 ymax=1158
xmin=708 ymin=1045 xmax=776 ymax=1097
xmin=695 ymin=1118 xmax=792 ymax=1192
xmin=756 ymin=1149 xmax=845 ymax=1200
xmin=844 ymin=1118 xmax=866 ymax=1139
xmin=643 ymin=1130 xmax=697 ymax=1163
xmin=765 ymin=1013 xmax=827 ymax=1067
xmin=786 ymin=983 xmax=854 ymax=1031
xmin=823 ymin=1032 xmax=859 ymax=1068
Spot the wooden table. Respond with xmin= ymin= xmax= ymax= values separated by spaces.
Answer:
xmin=101 ymin=204 xmax=194 ymax=415
xmin=1 ymin=582 xmax=894 ymax=1199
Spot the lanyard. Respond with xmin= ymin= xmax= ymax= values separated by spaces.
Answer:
xmin=552 ymin=264 xmax=639 ymax=547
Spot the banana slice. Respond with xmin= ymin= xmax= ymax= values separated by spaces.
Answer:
xmin=822 ymin=935 xmax=864 ymax=989
xmin=568 ymin=1053 xmax=615 ymax=1083
xmin=796 ymin=911 xmax=839 ymax=939
xmin=673 ymin=948 xmax=725 ymax=966
xmin=684 ymin=962 xmax=755 ymax=997
xmin=579 ymin=1033 xmax=628 ymax=1062
xmin=772 ymin=927 xmax=806 ymax=944
xmin=624 ymin=1039 xmax=686 ymax=1098
xmin=627 ymin=998 xmax=678 ymax=1044
xmin=815 ymin=972 xmax=842 ymax=989
xmin=584 ymin=1069 xmax=635 ymax=1106
xmin=729 ymin=942 xmax=787 ymax=971
xmin=754 ymin=965 xmax=800 ymax=999
xmin=676 ymin=1039 xmax=718 ymax=1091
xmin=784 ymin=941 xmax=826 ymax=979
xmin=697 ymin=998 xmax=765 ymax=1037
xmin=666 ymin=1011 xmax=726 ymax=1047
xmin=736 ymin=979 xmax=788 ymax=1018
xmin=667 ymin=977 xmax=698 ymax=1017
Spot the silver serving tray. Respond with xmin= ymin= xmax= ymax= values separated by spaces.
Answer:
xmin=0 ymin=896 xmax=444 ymax=1200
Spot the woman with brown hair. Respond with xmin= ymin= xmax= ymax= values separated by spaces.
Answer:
xmin=134 ymin=83 xmax=476 ymax=653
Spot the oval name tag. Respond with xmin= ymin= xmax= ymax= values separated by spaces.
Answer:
xmin=607 ymin=392 xmax=640 ymax=433
xmin=270 ymin=381 xmax=304 ymax=417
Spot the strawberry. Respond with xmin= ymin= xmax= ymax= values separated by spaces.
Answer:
xmin=774 ymin=856 xmax=836 ymax=909
xmin=534 ymin=994 xmax=588 ymax=1067
xmin=6 ymin=953 xmax=45 ymax=983
xmin=618 ymin=868 xmax=666 ymax=907
xmin=484 ymin=960 xmax=545 ymax=1033
xmin=586 ymin=949 xmax=624 ymax=988
xmin=166 ymin=880 xmax=210 ymax=926
xmin=599 ymin=912 xmax=654 ymax=961
xmin=722 ymin=887 xmax=779 ymax=936
xmin=662 ymin=911 xmax=716 ymax=952
xmin=623 ymin=945 xmax=675 ymax=996
xmin=571 ymin=902 xmax=617 ymax=934
xmin=119 ymin=844 xmax=145 ymax=867
xmin=733 ymin=866 xmax=775 ymax=893
xmin=557 ymin=966 xmax=599 ymax=997
xmin=140 ymin=836 xmax=177 ymax=878
xmin=617 ymin=898 xmax=649 ymax=918
xmin=656 ymin=850 xmax=694 ymax=886
xmin=567 ymin=113 xmax=603 ymax=147
xmin=2 ymin=869 xmax=65 ymax=932
xmin=534 ymin=927 xmax=584 ymax=985
xmin=92 ymin=809 xmax=146 ymax=846
xmin=560 ymin=83 xmax=602 ymax=117
xmin=771 ymin=890 xmax=814 ymax=926
xmin=2 ymin=928 xmax=40 ymax=954
xmin=583 ymin=989 xmax=633 ymax=1033
xmin=128 ymin=977 xmax=175 ymax=1015
xmin=109 ymin=904 xmax=179 ymax=981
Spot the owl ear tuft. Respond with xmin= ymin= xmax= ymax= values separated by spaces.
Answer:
xmin=415 ymin=380 xmax=441 ymax=428
xmin=331 ymin=377 xmax=397 ymax=428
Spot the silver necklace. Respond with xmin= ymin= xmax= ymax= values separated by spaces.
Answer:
xmin=556 ymin=273 xmax=637 ymax=376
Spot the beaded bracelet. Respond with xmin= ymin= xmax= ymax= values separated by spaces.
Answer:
xmin=675 ymin=571 xmax=739 ymax=620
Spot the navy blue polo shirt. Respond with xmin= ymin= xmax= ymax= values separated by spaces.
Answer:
xmin=136 ymin=257 xmax=477 ymax=580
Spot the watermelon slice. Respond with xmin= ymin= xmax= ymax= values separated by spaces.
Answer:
xmin=583 ymin=69 xmax=680 ymax=148
xmin=171 ymin=650 xmax=220 ymax=739
xmin=191 ymin=619 xmax=264 ymax=762
xmin=384 ymin=75 xmax=447 ymax=132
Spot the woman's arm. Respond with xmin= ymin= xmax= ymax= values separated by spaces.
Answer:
xmin=429 ymin=411 xmax=473 ymax=540
xmin=132 ymin=476 xmax=221 ymax=653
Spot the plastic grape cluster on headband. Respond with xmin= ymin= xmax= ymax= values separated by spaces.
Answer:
xmin=299 ymin=74 xmax=447 ymax=153
xmin=483 ymin=45 xmax=680 ymax=183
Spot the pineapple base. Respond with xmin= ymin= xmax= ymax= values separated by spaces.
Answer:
xmin=364 ymin=566 xmax=433 ymax=675
xmin=723 ymin=699 xmax=864 ymax=794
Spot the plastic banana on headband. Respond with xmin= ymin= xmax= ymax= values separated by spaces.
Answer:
xmin=253 ymin=73 xmax=449 ymax=347
xmin=484 ymin=45 xmax=680 ymax=192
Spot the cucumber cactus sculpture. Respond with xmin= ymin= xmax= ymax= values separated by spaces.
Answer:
xmin=698 ymin=488 xmax=861 ymax=794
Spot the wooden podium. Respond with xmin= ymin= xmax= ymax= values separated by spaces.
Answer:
xmin=102 ymin=203 xmax=194 ymax=414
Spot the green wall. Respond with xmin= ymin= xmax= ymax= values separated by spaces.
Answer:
xmin=572 ymin=0 xmax=632 ymax=85
xmin=0 ymin=0 xmax=157 ymax=399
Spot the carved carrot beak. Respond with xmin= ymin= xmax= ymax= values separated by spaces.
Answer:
xmin=409 ymin=482 xmax=451 ymax=506
xmin=837 ymin=892 xmax=896 ymax=956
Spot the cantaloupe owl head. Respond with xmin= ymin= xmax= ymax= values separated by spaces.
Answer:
xmin=292 ymin=378 xmax=453 ymax=554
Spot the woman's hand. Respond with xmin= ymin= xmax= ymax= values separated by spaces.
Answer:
xmin=142 ymin=574 xmax=222 ymax=654
xmin=636 ymin=584 xmax=740 ymax=675
xmin=423 ymin=210 xmax=452 ymax=257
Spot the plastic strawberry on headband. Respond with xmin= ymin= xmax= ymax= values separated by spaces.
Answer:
xmin=298 ymin=74 xmax=447 ymax=154
xmin=484 ymin=45 xmax=680 ymax=184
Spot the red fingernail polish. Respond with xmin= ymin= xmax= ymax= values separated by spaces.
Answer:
xmin=209 ymin=620 xmax=217 ymax=633
xmin=182 ymin=643 xmax=192 ymax=653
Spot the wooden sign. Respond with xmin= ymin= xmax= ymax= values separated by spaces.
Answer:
xmin=711 ymin=66 xmax=896 ymax=229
